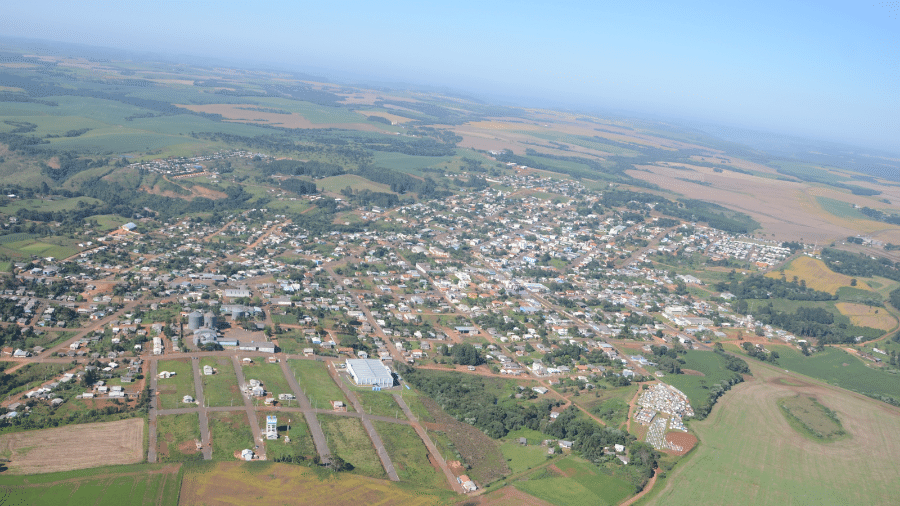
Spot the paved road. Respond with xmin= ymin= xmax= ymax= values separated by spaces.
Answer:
xmin=329 ymin=363 xmax=400 ymax=481
xmin=394 ymin=393 xmax=465 ymax=493
xmin=279 ymin=359 xmax=331 ymax=465
xmin=231 ymin=356 xmax=266 ymax=459
xmin=147 ymin=358 xmax=158 ymax=463
xmin=190 ymin=358 xmax=213 ymax=460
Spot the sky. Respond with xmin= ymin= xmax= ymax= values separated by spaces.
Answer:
xmin=2 ymin=0 xmax=898 ymax=151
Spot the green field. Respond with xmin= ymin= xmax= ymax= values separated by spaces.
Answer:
xmin=155 ymin=413 xmax=202 ymax=462
xmin=208 ymin=410 xmax=255 ymax=461
xmin=778 ymin=395 xmax=847 ymax=442
xmin=661 ymin=350 xmax=744 ymax=409
xmin=640 ymin=361 xmax=900 ymax=506
xmin=287 ymin=359 xmax=352 ymax=411
xmin=373 ymin=421 xmax=447 ymax=489
xmin=257 ymin=412 xmax=317 ymax=461
xmin=317 ymin=174 xmax=395 ymax=194
xmin=199 ymin=357 xmax=240 ymax=407
xmin=372 ymin=151 xmax=457 ymax=174
xmin=815 ymin=196 xmax=872 ymax=221
xmin=514 ymin=456 xmax=635 ymax=506
xmin=355 ymin=390 xmax=401 ymax=418
xmin=241 ymin=362 xmax=292 ymax=400
xmin=499 ymin=441 xmax=551 ymax=474
xmin=0 ymin=463 xmax=182 ymax=506
xmin=318 ymin=415 xmax=385 ymax=479
xmin=156 ymin=359 xmax=196 ymax=409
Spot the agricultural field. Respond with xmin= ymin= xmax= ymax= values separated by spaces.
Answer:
xmin=156 ymin=358 xmax=196 ymax=409
xmin=199 ymin=356 xmax=240 ymax=407
xmin=0 ymin=418 xmax=144 ymax=474
xmin=660 ymin=350 xmax=743 ymax=409
xmin=318 ymin=174 xmax=395 ymax=194
xmin=769 ymin=255 xmax=869 ymax=294
xmin=372 ymin=421 xmax=448 ymax=489
xmin=155 ymin=413 xmax=202 ymax=463
xmin=513 ymin=455 xmax=635 ymax=506
xmin=208 ymin=411 xmax=255 ymax=461
xmin=178 ymin=461 xmax=454 ymax=505
xmin=0 ymin=463 xmax=183 ymax=506
xmin=834 ymin=302 xmax=897 ymax=331
xmin=287 ymin=359 xmax=352 ymax=411
xmin=241 ymin=361 xmax=292 ymax=400
xmin=318 ymin=415 xmax=385 ymax=479
xmin=640 ymin=360 xmax=900 ymax=506
xmin=778 ymin=395 xmax=847 ymax=442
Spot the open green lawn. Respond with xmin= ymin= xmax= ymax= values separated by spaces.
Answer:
xmin=241 ymin=362 xmax=292 ymax=400
xmin=287 ymin=359 xmax=352 ymax=411
xmin=373 ymin=421 xmax=447 ymax=489
xmin=0 ymin=463 xmax=182 ymax=506
xmin=156 ymin=359 xmax=196 ymax=410
xmin=199 ymin=357 xmax=240 ymax=408
xmin=640 ymin=360 xmax=900 ymax=506
xmin=661 ymin=350 xmax=743 ymax=409
xmin=499 ymin=441 xmax=552 ymax=474
xmin=208 ymin=410 xmax=255 ymax=461
xmin=318 ymin=415 xmax=385 ymax=479
xmin=155 ymin=413 xmax=202 ymax=463
xmin=355 ymin=390 xmax=400 ymax=418
xmin=317 ymin=174 xmax=395 ymax=194
xmin=514 ymin=456 xmax=635 ymax=506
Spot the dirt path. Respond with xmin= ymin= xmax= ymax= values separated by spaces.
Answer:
xmin=618 ymin=470 xmax=657 ymax=506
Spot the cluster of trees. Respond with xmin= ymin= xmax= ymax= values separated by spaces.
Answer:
xmin=717 ymin=274 xmax=835 ymax=301
xmin=647 ymin=345 xmax=685 ymax=374
xmin=262 ymin=159 xmax=345 ymax=179
xmin=439 ymin=343 xmax=484 ymax=366
xmin=822 ymin=248 xmax=900 ymax=282
xmin=398 ymin=366 xmax=561 ymax=438
xmin=277 ymin=178 xmax=318 ymax=195
xmin=741 ymin=342 xmax=779 ymax=363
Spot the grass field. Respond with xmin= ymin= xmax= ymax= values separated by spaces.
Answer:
xmin=199 ymin=357 xmax=240 ymax=407
xmin=660 ymin=350 xmax=743 ymax=409
xmin=640 ymin=360 xmax=900 ymax=506
xmin=156 ymin=358 xmax=196 ymax=410
xmin=0 ymin=463 xmax=183 ymax=506
xmin=372 ymin=421 xmax=447 ymax=489
xmin=356 ymin=390 xmax=401 ymax=418
xmin=155 ymin=413 xmax=202 ymax=462
xmin=372 ymin=151 xmax=457 ymax=174
xmin=815 ymin=196 xmax=872 ymax=221
xmin=287 ymin=359 xmax=352 ymax=411
xmin=318 ymin=415 xmax=385 ymax=479
xmin=514 ymin=456 xmax=635 ymax=506
xmin=834 ymin=302 xmax=897 ymax=331
xmin=769 ymin=255 xmax=869 ymax=294
xmin=778 ymin=395 xmax=847 ymax=442
xmin=257 ymin=413 xmax=317 ymax=461
xmin=241 ymin=362 xmax=293 ymax=400
xmin=208 ymin=410 xmax=255 ymax=461
xmin=318 ymin=174 xmax=395 ymax=194
xmin=178 ymin=461 xmax=454 ymax=505
xmin=499 ymin=441 xmax=551 ymax=474
xmin=0 ymin=418 xmax=144 ymax=474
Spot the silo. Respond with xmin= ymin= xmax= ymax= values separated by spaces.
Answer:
xmin=231 ymin=308 xmax=245 ymax=321
xmin=204 ymin=312 xmax=218 ymax=329
xmin=188 ymin=311 xmax=203 ymax=330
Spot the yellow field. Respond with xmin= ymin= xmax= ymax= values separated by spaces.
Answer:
xmin=768 ymin=256 xmax=869 ymax=294
xmin=835 ymin=303 xmax=898 ymax=332
xmin=179 ymin=461 xmax=455 ymax=505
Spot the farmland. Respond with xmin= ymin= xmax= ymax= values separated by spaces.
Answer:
xmin=0 ymin=418 xmax=144 ymax=474
xmin=0 ymin=463 xmax=183 ymax=506
xmin=834 ymin=302 xmax=897 ymax=331
xmin=778 ymin=395 xmax=847 ymax=442
xmin=640 ymin=360 xmax=900 ymax=506
xmin=660 ymin=350 xmax=744 ymax=409
xmin=769 ymin=255 xmax=869 ymax=294
xmin=513 ymin=456 xmax=635 ymax=506
xmin=178 ymin=461 xmax=454 ymax=505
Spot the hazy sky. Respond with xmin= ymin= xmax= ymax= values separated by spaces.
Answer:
xmin=3 ymin=0 xmax=898 ymax=151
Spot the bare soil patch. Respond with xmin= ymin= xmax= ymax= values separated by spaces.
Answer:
xmin=0 ymin=418 xmax=143 ymax=474
xmin=465 ymin=485 xmax=555 ymax=506
xmin=664 ymin=432 xmax=697 ymax=456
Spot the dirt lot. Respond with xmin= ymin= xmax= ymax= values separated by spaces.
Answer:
xmin=0 ymin=418 xmax=144 ymax=474
xmin=664 ymin=432 xmax=698 ymax=456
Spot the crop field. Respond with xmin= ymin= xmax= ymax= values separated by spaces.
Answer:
xmin=372 ymin=151 xmax=457 ymax=174
xmin=287 ymin=359 xmax=352 ymax=411
xmin=156 ymin=358 xmax=195 ymax=409
xmin=179 ymin=461 xmax=454 ymax=505
xmin=514 ymin=456 xmax=635 ymax=506
xmin=208 ymin=411 xmax=255 ymax=461
xmin=372 ymin=421 xmax=447 ymax=489
xmin=661 ymin=351 xmax=742 ymax=409
xmin=317 ymin=174 xmax=395 ymax=194
xmin=356 ymin=390 xmax=401 ymax=418
xmin=0 ymin=418 xmax=144 ymax=474
xmin=769 ymin=255 xmax=869 ymax=294
xmin=155 ymin=413 xmax=202 ymax=463
xmin=814 ymin=196 xmax=872 ymax=221
xmin=778 ymin=395 xmax=847 ymax=441
xmin=241 ymin=362 xmax=292 ymax=400
xmin=257 ymin=413 xmax=317 ymax=461
xmin=0 ymin=463 xmax=183 ymax=506
xmin=199 ymin=356 xmax=240 ymax=407
xmin=835 ymin=302 xmax=897 ymax=331
xmin=641 ymin=360 xmax=900 ymax=506
xmin=318 ymin=415 xmax=385 ymax=479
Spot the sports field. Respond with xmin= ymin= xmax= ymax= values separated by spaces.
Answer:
xmin=640 ymin=360 xmax=900 ymax=506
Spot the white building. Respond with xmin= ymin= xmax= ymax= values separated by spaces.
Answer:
xmin=346 ymin=359 xmax=394 ymax=387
